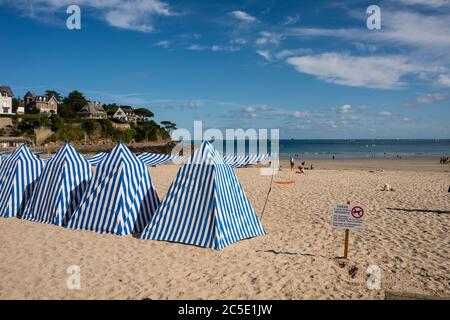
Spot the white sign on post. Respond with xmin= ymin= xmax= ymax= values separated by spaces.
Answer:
xmin=332 ymin=204 xmax=365 ymax=230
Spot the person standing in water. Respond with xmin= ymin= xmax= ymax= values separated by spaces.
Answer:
xmin=290 ymin=156 xmax=295 ymax=171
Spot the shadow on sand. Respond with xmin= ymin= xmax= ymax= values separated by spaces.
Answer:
xmin=386 ymin=208 xmax=450 ymax=215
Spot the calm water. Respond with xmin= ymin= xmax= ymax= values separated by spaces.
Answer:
xmin=277 ymin=139 xmax=450 ymax=159
xmin=205 ymin=139 xmax=450 ymax=159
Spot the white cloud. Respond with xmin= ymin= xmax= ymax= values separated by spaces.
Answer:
xmin=339 ymin=104 xmax=352 ymax=114
xmin=229 ymin=10 xmax=258 ymax=23
xmin=154 ymin=40 xmax=171 ymax=48
xmin=231 ymin=38 xmax=247 ymax=45
xmin=287 ymin=11 xmax=450 ymax=50
xmin=415 ymin=92 xmax=449 ymax=104
xmin=292 ymin=111 xmax=310 ymax=118
xmin=187 ymin=44 xmax=240 ymax=52
xmin=260 ymin=104 xmax=269 ymax=112
xmin=282 ymin=15 xmax=300 ymax=26
xmin=256 ymin=31 xmax=282 ymax=46
xmin=183 ymin=100 xmax=202 ymax=108
xmin=378 ymin=111 xmax=393 ymax=117
xmin=274 ymin=48 xmax=310 ymax=59
xmin=286 ymin=53 xmax=428 ymax=89
xmin=256 ymin=50 xmax=271 ymax=61
xmin=243 ymin=106 xmax=257 ymax=118
xmin=244 ymin=106 xmax=256 ymax=113
xmin=437 ymin=74 xmax=450 ymax=87
xmin=397 ymin=0 xmax=450 ymax=8
xmin=3 ymin=0 xmax=174 ymax=32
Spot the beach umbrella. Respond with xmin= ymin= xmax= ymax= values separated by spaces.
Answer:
xmin=22 ymin=143 xmax=92 ymax=226
xmin=140 ymin=140 xmax=265 ymax=250
xmin=68 ymin=142 xmax=160 ymax=236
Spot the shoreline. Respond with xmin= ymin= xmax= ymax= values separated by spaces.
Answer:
xmin=277 ymin=156 xmax=450 ymax=172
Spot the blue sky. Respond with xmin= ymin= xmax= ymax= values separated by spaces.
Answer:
xmin=1 ymin=0 xmax=450 ymax=138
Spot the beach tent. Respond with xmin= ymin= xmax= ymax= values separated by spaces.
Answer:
xmin=22 ymin=143 xmax=92 ymax=226
xmin=223 ymin=154 xmax=269 ymax=168
xmin=68 ymin=142 xmax=160 ymax=235
xmin=85 ymin=152 xmax=109 ymax=165
xmin=0 ymin=144 xmax=44 ymax=218
xmin=140 ymin=140 xmax=265 ymax=250
xmin=139 ymin=152 xmax=184 ymax=167
xmin=0 ymin=152 xmax=10 ymax=160
xmin=42 ymin=156 xmax=54 ymax=164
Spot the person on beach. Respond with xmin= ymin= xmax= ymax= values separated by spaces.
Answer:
xmin=290 ymin=156 xmax=294 ymax=171
xmin=296 ymin=165 xmax=305 ymax=174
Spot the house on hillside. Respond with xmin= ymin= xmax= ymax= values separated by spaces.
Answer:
xmin=0 ymin=136 xmax=33 ymax=148
xmin=78 ymin=101 xmax=107 ymax=119
xmin=0 ymin=86 xmax=14 ymax=114
xmin=112 ymin=106 xmax=142 ymax=124
xmin=24 ymin=91 xmax=58 ymax=114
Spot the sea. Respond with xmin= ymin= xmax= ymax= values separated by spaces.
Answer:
xmin=204 ymin=139 xmax=450 ymax=159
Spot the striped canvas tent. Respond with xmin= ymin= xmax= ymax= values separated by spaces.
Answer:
xmin=85 ymin=152 xmax=108 ymax=165
xmin=0 ymin=144 xmax=44 ymax=218
xmin=140 ymin=140 xmax=265 ymax=250
xmin=22 ymin=143 xmax=92 ymax=226
xmin=223 ymin=154 xmax=269 ymax=168
xmin=0 ymin=152 xmax=10 ymax=160
xmin=42 ymin=156 xmax=54 ymax=164
xmin=139 ymin=152 xmax=183 ymax=166
xmin=68 ymin=142 xmax=160 ymax=235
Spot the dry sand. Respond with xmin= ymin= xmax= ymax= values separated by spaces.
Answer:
xmin=0 ymin=158 xmax=449 ymax=299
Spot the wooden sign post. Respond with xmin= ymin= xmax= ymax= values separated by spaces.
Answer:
xmin=344 ymin=201 xmax=350 ymax=259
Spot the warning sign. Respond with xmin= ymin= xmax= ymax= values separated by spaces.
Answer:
xmin=332 ymin=204 xmax=365 ymax=230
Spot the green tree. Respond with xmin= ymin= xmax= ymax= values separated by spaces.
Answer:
xmin=28 ymin=105 xmax=41 ymax=114
xmin=55 ymin=127 xmax=84 ymax=142
xmin=50 ymin=114 xmax=64 ymax=131
xmin=63 ymin=90 xmax=87 ymax=113
xmin=160 ymin=121 xmax=177 ymax=135
xmin=81 ymin=119 xmax=97 ymax=135
xmin=134 ymin=121 xmax=159 ymax=142
xmin=45 ymin=90 xmax=62 ymax=102
xmin=104 ymin=104 xmax=119 ymax=117
xmin=134 ymin=108 xmax=154 ymax=118
xmin=58 ymin=103 xmax=77 ymax=120
xmin=12 ymin=98 xmax=21 ymax=113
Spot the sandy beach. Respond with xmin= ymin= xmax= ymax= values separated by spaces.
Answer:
xmin=0 ymin=157 xmax=449 ymax=300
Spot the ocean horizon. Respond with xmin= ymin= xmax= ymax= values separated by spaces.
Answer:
xmin=194 ymin=139 xmax=450 ymax=159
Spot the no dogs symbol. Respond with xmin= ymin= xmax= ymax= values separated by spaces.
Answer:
xmin=351 ymin=206 xmax=364 ymax=219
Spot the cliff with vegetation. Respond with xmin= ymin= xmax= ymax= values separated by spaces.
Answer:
xmin=2 ymin=90 xmax=177 ymax=148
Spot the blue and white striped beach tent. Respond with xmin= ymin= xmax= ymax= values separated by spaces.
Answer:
xmin=139 ymin=152 xmax=184 ymax=166
xmin=0 ymin=144 xmax=44 ymax=218
xmin=22 ymin=143 xmax=92 ymax=227
xmin=68 ymin=142 xmax=160 ymax=235
xmin=42 ymin=156 xmax=54 ymax=164
xmin=140 ymin=140 xmax=265 ymax=250
xmin=85 ymin=152 xmax=109 ymax=165
xmin=223 ymin=154 xmax=269 ymax=168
